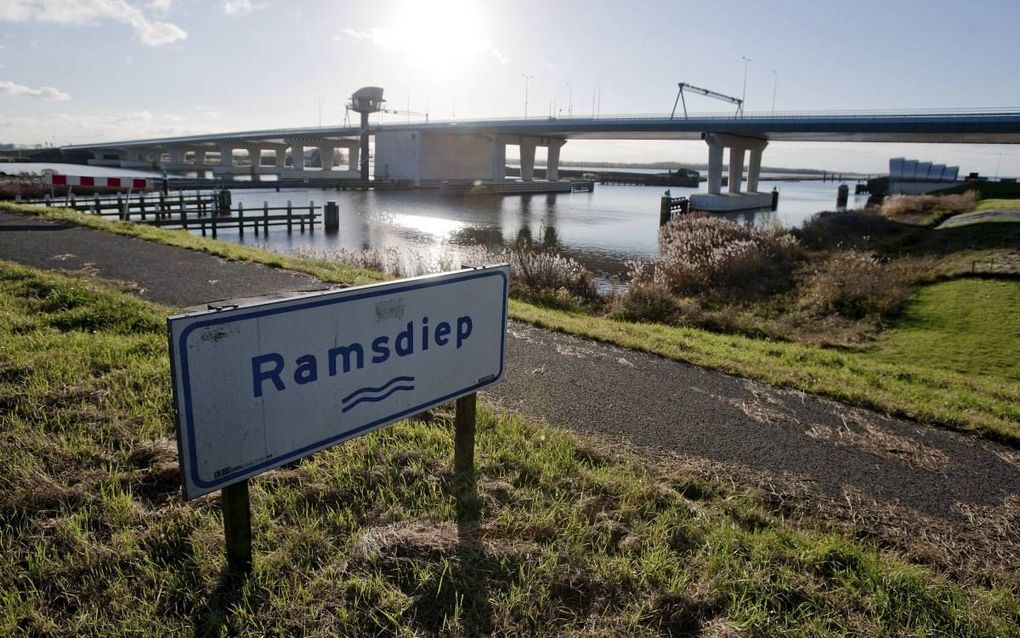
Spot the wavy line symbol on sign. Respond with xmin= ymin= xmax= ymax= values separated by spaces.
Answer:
xmin=341 ymin=376 xmax=416 ymax=413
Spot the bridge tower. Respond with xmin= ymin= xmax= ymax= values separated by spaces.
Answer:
xmin=348 ymin=87 xmax=385 ymax=181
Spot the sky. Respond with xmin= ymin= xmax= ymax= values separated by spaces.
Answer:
xmin=1 ymin=0 xmax=1019 ymax=174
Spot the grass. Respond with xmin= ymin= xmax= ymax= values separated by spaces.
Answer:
xmin=0 ymin=201 xmax=389 ymax=288
xmin=974 ymin=198 xmax=1020 ymax=211
xmin=795 ymin=208 xmax=1020 ymax=277
xmin=879 ymin=190 xmax=978 ymax=226
xmin=868 ymin=279 xmax=1020 ymax=381
xmin=1 ymin=261 xmax=1019 ymax=636
xmin=510 ymin=299 xmax=1020 ymax=445
xmin=938 ymin=181 xmax=1020 ymax=199
xmin=5 ymin=201 xmax=1020 ymax=446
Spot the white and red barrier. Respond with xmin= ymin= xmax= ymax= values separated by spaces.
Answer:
xmin=44 ymin=174 xmax=155 ymax=189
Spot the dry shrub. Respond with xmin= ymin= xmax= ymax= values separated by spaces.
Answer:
xmin=880 ymin=190 xmax=978 ymax=222
xmin=800 ymin=250 xmax=917 ymax=320
xmin=299 ymin=242 xmax=600 ymax=310
xmin=301 ymin=246 xmax=460 ymax=278
xmin=610 ymin=269 xmax=681 ymax=323
xmin=634 ymin=214 xmax=803 ymax=300
xmin=0 ymin=174 xmax=49 ymax=199
xmin=505 ymin=242 xmax=599 ymax=309
xmin=795 ymin=209 xmax=915 ymax=251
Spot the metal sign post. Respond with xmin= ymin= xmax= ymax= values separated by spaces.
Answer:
xmin=221 ymin=479 xmax=252 ymax=574
xmin=167 ymin=266 xmax=508 ymax=572
xmin=454 ymin=393 xmax=477 ymax=474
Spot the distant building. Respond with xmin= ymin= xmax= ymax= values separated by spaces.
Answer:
xmin=888 ymin=157 xmax=960 ymax=195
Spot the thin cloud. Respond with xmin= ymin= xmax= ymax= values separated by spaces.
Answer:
xmin=223 ymin=0 xmax=266 ymax=16
xmin=336 ymin=21 xmax=508 ymax=67
xmin=196 ymin=105 xmax=221 ymax=119
xmin=336 ymin=27 xmax=398 ymax=48
xmin=0 ymin=79 xmax=71 ymax=101
xmin=0 ymin=0 xmax=187 ymax=46
xmin=0 ymin=110 xmax=223 ymax=145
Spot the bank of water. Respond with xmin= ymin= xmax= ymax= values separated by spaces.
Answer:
xmin=224 ymin=180 xmax=866 ymax=278
xmin=6 ymin=162 xmax=867 ymax=278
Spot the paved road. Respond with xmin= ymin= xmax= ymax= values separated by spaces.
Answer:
xmin=2 ymin=208 xmax=1017 ymax=519
xmin=0 ymin=210 xmax=328 ymax=307
xmin=485 ymin=322 xmax=1019 ymax=519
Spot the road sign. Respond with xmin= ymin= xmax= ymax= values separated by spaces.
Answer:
xmin=168 ymin=265 xmax=508 ymax=500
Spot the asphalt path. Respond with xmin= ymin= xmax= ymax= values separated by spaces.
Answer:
xmin=0 ymin=210 xmax=328 ymax=306
xmin=2 ymin=208 xmax=1017 ymax=520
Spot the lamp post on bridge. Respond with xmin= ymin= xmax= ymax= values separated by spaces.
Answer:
xmin=567 ymin=83 xmax=572 ymax=116
xmin=521 ymin=73 xmax=533 ymax=118
xmin=771 ymin=70 xmax=777 ymax=116
xmin=741 ymin=56 xmax=751 ymax=115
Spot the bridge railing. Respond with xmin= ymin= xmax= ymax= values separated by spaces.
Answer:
xmin=390 ymin=107 xmax=1020 ymax=127
xmin=62 ymin=108 xmax=1020 ymax=151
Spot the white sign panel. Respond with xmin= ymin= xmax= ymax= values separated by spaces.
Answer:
xmin=168 ymin=265 xmax=508 ymax=499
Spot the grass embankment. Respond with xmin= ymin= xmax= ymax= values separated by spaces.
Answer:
xmin=2 ymin=262 xmax=1019 ymax=636
xmin=511 ymin=298 xmax=1020 ymax=444
xmin=4 ymin=201 xmax=1020 ymax=445
xmin=868 ymin=279 xmax=1020 ymax=381
xmin=0 ymin=201 xmax=389 ymax=288
xmin=938 ymin=181 xmax=1020 ymax=200
xmin=974 ymin=198 xmax=1020 ymax=212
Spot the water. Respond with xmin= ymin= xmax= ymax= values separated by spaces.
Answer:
xmin=6 ymin=162 xmax=866 ymax=278
xmin=223 ymin=180 xmax=866 ymax=278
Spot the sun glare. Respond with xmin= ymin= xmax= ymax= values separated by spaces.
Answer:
xmin=391 ymin=0 xmax=490 ymax=71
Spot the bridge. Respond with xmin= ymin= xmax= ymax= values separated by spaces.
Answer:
xmin=63 ymin=108 xmax=1020 ymax=211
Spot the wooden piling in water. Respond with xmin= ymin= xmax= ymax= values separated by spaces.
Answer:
xmin=324 ymin=201 xmax=339 ymax=232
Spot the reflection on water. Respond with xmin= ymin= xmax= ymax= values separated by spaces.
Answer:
xmin=221 ymin=181 xmax=865 ymax=278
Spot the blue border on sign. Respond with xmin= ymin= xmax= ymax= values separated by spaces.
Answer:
xmin=173 ymin=268 xmax=508 ymax=495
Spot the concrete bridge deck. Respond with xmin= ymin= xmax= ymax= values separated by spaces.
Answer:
xmin=60 ymin=109 xmax=1020 ymax=210
xmin=63 ymin=109 xmax=1020 ymax=151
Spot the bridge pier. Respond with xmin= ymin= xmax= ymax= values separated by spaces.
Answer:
xmin=290 ymin=141 xmax=304 ymax=171
xmin=520 ymin=140 xmax=536 ymax=182
xmin=319 ymin=143 xmax=334 ymax=172
xmin=693 ymin=133 xmax=772 ymax=212
xmin=347 ymin=143 xmax=360 ymax=175
xmin=268 ymin=137 xmax=360 ymax=180
xmin=728 ymin=147 xmax=745 ymax=194
xmin=707 ymin=140 xmax=724 ymax=194
xmin=220 ymin=144 xmax=234 ymax=170
xmin=247 ymin=147 xmax=263 ymax=181
xmin=490 ymin=136 xmax=507 ymax=181
xmin=747 ymin=147 xmax=764 ymax=192
xmin=86 ymin=150 xmax=122 ymax=167
xmin=119 ymin=147 xmax=159 ymax=169
xmin=546 ymin=139 xmax=564 ymax=181
xmin=374 ymin=131 xmax=566 ymax=190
